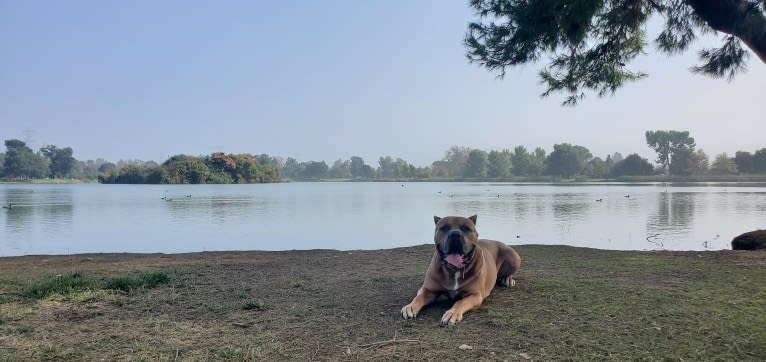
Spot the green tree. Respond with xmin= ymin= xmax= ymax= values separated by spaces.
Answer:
xmin=40 ymin=145 xmax=76 ymax=178
xmin=528 ymin=147 xmax=547 ymax=176
xmin=753 ymin=148 xmax=766 ymax=173
xmin=734 ymin=151 xmax=754 ymax=173
xmin=301 ymin=161 xmax=328 ymax=180
xmin=610 ymin=154 xmax=654 ymax=177
xmin=466 ymin=0 xmax=766 ymax=105
xmin=161 ymin=155 xmax=211 ymax=184
xmin=690 ymin=149 xmax=710 ymax=174
xmin=282 ymin=157 xmax=303 ymax=180
xmin=710 ymin=153 xmax=738 ymax=174
xmin=0 ymin=152 xmax=5 ymax=176
xmin=328 ymin=159 xmax=352 ymax=179
xmin=645 ymin=130 xmax=696 ymax=175
xmin=349 ymin=156 xmax=375 ymax=179
xmin=431 ymin=146 xmax=471 ymax=177
xmin=584 ymin=157 xmax=610 ymax=179
xmin=544 ymin=143 xmax=592 ymax=178
xmin=465 ymin=149 xmax=489 ymax=177
xmin=2 ymin=139 xmax=49 ymax=179
xmin=510 ymin=146 xmax=530 ymax=176
xmin=488 ymin=149 xmax=512 ymax=178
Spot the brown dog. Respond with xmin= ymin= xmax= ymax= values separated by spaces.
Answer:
xmin=401 ymin=215 xmax=521 ymax=324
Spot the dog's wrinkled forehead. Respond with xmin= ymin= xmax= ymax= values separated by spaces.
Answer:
xmin=433 ymin=215 xmax=478 ymax=234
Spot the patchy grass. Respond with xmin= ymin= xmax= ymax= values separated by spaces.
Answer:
xmin=20 ymin=272 xmax=97 ymax=299
xmin=0 ymin=246 xmax=764 ymax=361
xmin=103 ymin=271 xmax=170 ymax=292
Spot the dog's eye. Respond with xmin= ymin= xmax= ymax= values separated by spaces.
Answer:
xmin=439 ymin=225 xmax=450 ymax=232
xmin=460 ymin=225 xmax=472 ymax=233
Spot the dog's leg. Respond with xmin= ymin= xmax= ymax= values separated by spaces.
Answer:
xmin=440 ymin=293 xmax=483 ymax=325
xmin=401 ymin=287 xmax=437 ymax=319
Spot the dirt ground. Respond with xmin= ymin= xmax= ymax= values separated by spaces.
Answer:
xmin=1 ymin=245 xmax=765 ymax=361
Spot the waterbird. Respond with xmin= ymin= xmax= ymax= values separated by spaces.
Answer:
xmin=2 ymin=203 xmax=12 ymax=210
xmin=185 ymin=194 xmax=192 ymax=198
xmin=624 ymin=194 xmax=630 ymax=198
xmin=595 ymin=198 xmax=603 ymax=202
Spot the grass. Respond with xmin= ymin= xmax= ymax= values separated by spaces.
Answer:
xmin=19 ymin=270 xmax=170 ymax=299
xmin=0 ymin=246 xmax=764 ymax=361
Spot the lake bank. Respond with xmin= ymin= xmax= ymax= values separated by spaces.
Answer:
xmin=1 ymin=245 xmax=764 ymax=361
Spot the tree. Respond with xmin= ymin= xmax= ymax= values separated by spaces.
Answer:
xmin=690 ymin=149 xmax=710 ymax=174
xmin=645 ymin=130 xmax=696 ymax=174
xmin=610 ymin=154 xmax=654 ymax=177
xmin=585 ymin=157 xmax=610 ymax=179
xmin=161 ymin=155 xmax=211 ymax=184
xmin=488 ymin=149 xmax=512 ymax=178
xmin=441 ymin=146 xmax=471 ymax=177
xmin=465 ymin=0 xmax=766 ymax=105
xmin=301 ymin=161 xmax=328 ymax=180
xmin=328 ymin=159 xmax=352 ymax=179
xmin=40 ymin=145 xmax=76 ymax=178
xmin=734 ymin=151 xmax=754 ymax=173
xmin=544 ymin=143 xmax=592 ymax=178
xmin=528 ymin=147 xmax=547 ymax=176
xmin=754 ymin=148 xmax=766 ymax=173
xmin=510 ymin=146 xmax=530 ymax=176
xmin=710 ymin=153 xmax=738 ymax=174
xmin=465 ymin=149 xmax=489 ymax=177
xmin=2 ymin=139 xmax=49 ymax=179
xmin=349 ymin=156 xmax=375 ymax=179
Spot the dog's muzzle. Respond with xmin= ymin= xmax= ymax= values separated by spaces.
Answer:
xmin=439 ymin=230 xmax=473 ymax=268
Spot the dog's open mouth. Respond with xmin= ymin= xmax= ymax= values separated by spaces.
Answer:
xmin=443 ymin=253 xmax=465 ymax=268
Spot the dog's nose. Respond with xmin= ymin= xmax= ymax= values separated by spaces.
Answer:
xmin=448 ymin=230 xmax=462 ymax=241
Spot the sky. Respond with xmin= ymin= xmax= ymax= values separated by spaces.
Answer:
xmin=1 ymin=0 xmax=764 ymax=167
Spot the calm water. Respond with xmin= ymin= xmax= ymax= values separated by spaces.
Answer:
xmin=1 ymin=182 xmax=765 ymax=256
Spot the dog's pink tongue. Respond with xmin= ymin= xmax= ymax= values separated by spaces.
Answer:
xmin=444 ymin=254 xmax=464 ymax=267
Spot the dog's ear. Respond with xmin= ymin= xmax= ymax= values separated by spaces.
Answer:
xmin=434 ymin=216 xmax=441 ymax=225
xmin=468 ymin=215 xmax=477 ymax=225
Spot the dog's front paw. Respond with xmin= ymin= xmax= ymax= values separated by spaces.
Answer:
xmin=440 ymin=308 xmax=463 ymax=325
xmin=500 ymin=276 xmax=516 ymax=287
xmin=401 ymin=303 xmax=418 ymax=319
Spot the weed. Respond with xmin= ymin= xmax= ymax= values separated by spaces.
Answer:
xmin=104 ymin=271 xmax=170 ymax=292
xmin=21 ymin=272 xmax=96 ymax=299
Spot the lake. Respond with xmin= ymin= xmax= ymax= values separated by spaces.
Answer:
xmin=1 ymin=182 xmax=765 ymax=256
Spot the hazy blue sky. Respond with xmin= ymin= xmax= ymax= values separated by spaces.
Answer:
xmin=2 ymin=0 xmax=764 ymax=166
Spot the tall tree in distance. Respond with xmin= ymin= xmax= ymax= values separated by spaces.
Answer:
xmin=465 ymin=0 xmax=765 ymax=105
xmin=465 ymin=149 xmax=489 ymax=177
xmin=544 ymin=143 xmax=592 ymax=178
xmin=710 ymin=153 xmax=738 ymax=174
xmin=488 ymin=149 xmax=512 ymax=177
xmin=40 ymin=145 xmax=76 ymax=178
xmin=645 ymin=130 xmax=696 ymax=174
xmin=2 ymin=139 xmax=49 ymax=179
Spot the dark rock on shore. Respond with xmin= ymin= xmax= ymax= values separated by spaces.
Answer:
xmin=732 ymin=230 xmax=766 ymax=250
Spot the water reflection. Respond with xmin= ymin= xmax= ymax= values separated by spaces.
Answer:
xmin=3 ymin=187 xmax=74 ymax=254
xmin=2 ymin=183 xmax=766 ymax=256
xmin=646 ymin=192 xmax=696 ymax=248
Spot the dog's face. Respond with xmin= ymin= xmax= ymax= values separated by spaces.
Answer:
xmin=433 ymin=215 xmax=479 ymax=269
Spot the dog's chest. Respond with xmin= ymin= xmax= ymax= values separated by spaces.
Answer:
xmin=447 ymin=271 xmax=462 ymax=298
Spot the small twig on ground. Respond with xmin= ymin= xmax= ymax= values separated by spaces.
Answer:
xmin=231 ymin=322 xmax=252 ymax=328
xmin=357 ymin=339 xmax=419 ymax=348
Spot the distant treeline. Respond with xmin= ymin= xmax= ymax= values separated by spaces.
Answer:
xmin=3 ymin=129 xmax=766 ymax=184
xmin=97 ymin=153 xmax=281 ymax=184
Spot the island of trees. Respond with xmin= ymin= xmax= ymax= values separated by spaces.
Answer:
xmin=2 ymin=130 xmax=766 ymax=184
